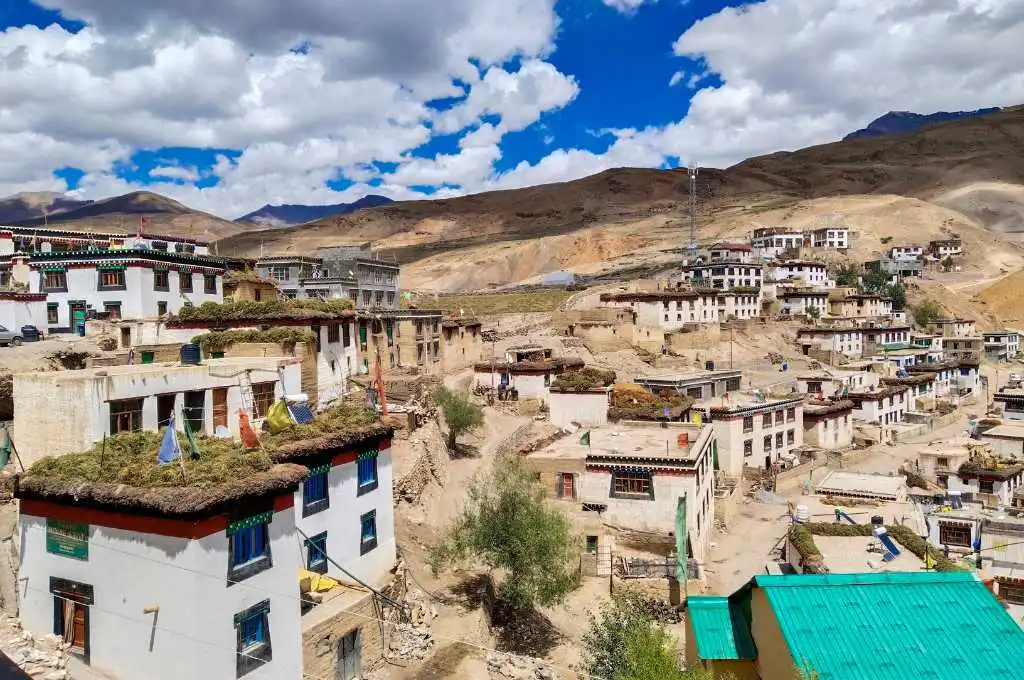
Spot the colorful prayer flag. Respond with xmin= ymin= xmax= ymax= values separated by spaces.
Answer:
xmin=579 ymin=431 xmax=590 ymax=446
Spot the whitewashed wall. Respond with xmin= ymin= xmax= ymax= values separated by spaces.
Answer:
xmin=0 ymin=298 xmax=47 ymax=335
xmin=549 ymin=391 xmax=609 ymax=428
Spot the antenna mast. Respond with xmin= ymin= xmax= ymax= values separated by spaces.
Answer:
xmin=687 ymin=163 xmax=699 ymax=260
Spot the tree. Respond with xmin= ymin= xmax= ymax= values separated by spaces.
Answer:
xmin=833 ymin=263 xmax=860 ymax=288
xmin=859 ymin=267 xmax=890 ymax=294
xmin=941 ymin=255 xmax=954 ymax=272
xmin=429 ymin=454 xmax=579 ymax=610
xmin=885 ymin=282 xmax=907 ymax=312
xmin=806 ymin=306 xmax=821 ymax=321
xmin=911 ymin=299 xmax=943 ymax=327
xmin=434 ymin=386 xmax=485 ymax=451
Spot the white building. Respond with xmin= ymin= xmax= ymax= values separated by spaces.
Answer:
xmin=926 ymin=318 xmax=977 ymax=338
xmin=888 ymin=245 xmax=924 ymax=261
xmin=802 ymin=399 xmax=854 ymax=450
xmin=524 ymin=421 xmax=717 ymax=565
xmin=847 ymin=385 xmax=909 ymax=426
xmin=750 ymin=229 xmax=804 ymax=260
xmin=772 ymin=261 xmax=833 ymax=288
xmin=828 ymin=293 xmax=893 ymax=319
xmin=928 ymin=238 xmax=964 ymax=259
xmin=473 ymin=346 xmax=584 ymax=402
xmin=697 ymin=395 xmax=804 ymax=477
xmin=13 ymin=357 xmax=303 ymax=468
xmin=679 ymin=262 xmax=763 ymax=290
xmin=6 ymin=249 xmax=225 ymax=332
xmin=907 ymin=361 xmax=960 ymax=398
xmin=949 ymin=464 xmax=1024 ymax=509
xmin=548 ymin=388 xmax=610 ymax=429
xmin=0 ymin=225 xmax=210 ymax=257
xmin=600 ymin=290 xmax=761 ymax=329
xmin=984 ymin=330 xmax=1022 ymax=361
xmin=707 ymin=243 xmax=753 ymax=263
xmin=777 ymin=290 xmax=829 ymax=318
xmin=809 ymin=227 xmax=849 ymax=250
xmin=798 ymin=326 xmax=864 ymax=358
xmin=0 ymin=291 xmax=48 ymax=337
xmin=797 ymin=370 xmax=879 ymax=398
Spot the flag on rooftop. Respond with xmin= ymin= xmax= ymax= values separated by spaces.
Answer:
xmin=579 ymin=431 xmax=590 ymax=447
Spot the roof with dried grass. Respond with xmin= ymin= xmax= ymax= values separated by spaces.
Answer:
xmin=17 ymin=404 xmax=391 ymax=515
xmin=169 ymin=299 xmax=354 ymax=326
xmin=224 ymin=269 xmax=275 ymax=285
xmin=473 ymin=357 xmax=585 ymax=373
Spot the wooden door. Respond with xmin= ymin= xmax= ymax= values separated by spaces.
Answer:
xmin=212 ymin=388 xmax=228 ymax=429
xmin=337 ymin=629 xmax=360 ymax=680
xmin=71 ymin=605 xmax=86 ymax=651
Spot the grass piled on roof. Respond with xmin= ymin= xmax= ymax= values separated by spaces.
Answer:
xmin=26 ymin=403 xmax=384 ymax=489
xmin=193 ymin=328 xmax=317 ymax=353
xmin=174 ymin=298 xmax=353 ymax=322
xmin=224 ymin=269 xmax=273 ymax=285
xmin=550 ymin=367 xmax=616 ymax=392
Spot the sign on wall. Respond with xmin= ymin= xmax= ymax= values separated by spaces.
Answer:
xmin=46 ymin=519 xmax=89 ymax=561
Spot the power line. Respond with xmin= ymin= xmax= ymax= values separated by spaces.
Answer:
xmin=27 ymin=535 xmax=611 ymax=680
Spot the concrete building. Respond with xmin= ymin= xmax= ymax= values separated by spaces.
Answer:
xmin=984 ymin=330 xmax=1021 ymax=361
xmin=801 ymin=399 xmax=854 ymax=450
xmin=352 ymin=309 xmax=446 ymax=375
xmin=255 ymin=256 xmax=357 ymax=302
xmin=980 ymin=424 xmax=1024 ymax=458
xmin=814 ymin=470 xmax=908 ymax=501
xmin=679 ymin=262 xmax=763 ymax=290
xmin=847 ymin=385 xmax=909 ymax=426
xmin=634 ymin=370 xmax=743 ymax=401
xmin=318 ymin=246 xmax=401 ymax=309
xmin=3 ymin=249 xmax=225 ymax=332
xmin=771 ymin=261 xmax=832 ymax=288
xmin=708 ymin=243 xmax=753 ymax=263
xmin=697 ymin=395 xmax=804 ymax=477
xmin=13 ymin=356 xmax=303 ymax=467
xmin=956 ymin=360 xmax=982 ymax=398
xmin=916 ymin=441 xmax=972 ymax=480
xmin=828 ymin=292 xmax=892 ymax=319
xmin=796 ymin=323 xmax=911 ymax=360
xmin=809 ymin=227 xmax=849 ymax=250
xmin=941 ymin=336 xmax=984 ymax=365
xmin=995 ymin=390 xmax=1024 ymax=421
xmin=888 ymin=245 xmax=924 ymax=261
xmin=473 ymin=346 xmax=584 ymax=402
xmin=950 ymin=462 xmax=1024 ymax=508
xmin=796 ymin=369 xmax=879 ymax=398
xmin=883 ymin=373 xmax=938 ymax=407
xmin=776 ymin=290 xmax=829 ymax=318
xmin=600 ymin=290 xmax=761 ymax=329
xmin=926 ymin=317 xmax=977 ymax=338
xmin=928 ymin=237 xmax=964 ymax=258
xmin=906 ymin=360 xmax=962 ymax=398
xmin=523 ymin=421 xmax=717 ymax=564
xmin=0 ymin=291 xmax=48 ymax=337
xmin=864 ymin=257 xmax=923 ymax=279
xmin=440 ymin=316 xmax=484 ymax=373
xmin=750 ymin=228 xmax=804 ymax=260
xmin=548 ymin=388 xmax=610 ymax=429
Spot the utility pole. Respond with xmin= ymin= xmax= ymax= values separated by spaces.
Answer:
xmin=687 ymin=163 xmax=699 ymax=262
xmin=730 ymin=325 xmax=734 ymax=369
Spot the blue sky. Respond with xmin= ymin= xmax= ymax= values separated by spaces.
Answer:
xmin=0 ymin=0 xmax=1021 ymax=218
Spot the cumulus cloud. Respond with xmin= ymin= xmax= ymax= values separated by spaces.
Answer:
xmin=601 ymin=0 xmax=654 ymax=14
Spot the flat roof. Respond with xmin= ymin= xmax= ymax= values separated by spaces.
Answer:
xmin=14 ymin=356 xmax=297 ymax=382
xmin=634 ymin=370 xmax=742 ymax=384
xmin=981 ymin=424 xmax=1024 ymax=440
xmin=815 ymin=470 xmax=906 ymax=499
xmin=528 ymin=422 xmax=710 ymax=464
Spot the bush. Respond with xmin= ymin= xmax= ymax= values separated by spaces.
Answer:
xmin=193 ymin=328 xmax=317 ymax=353
xmin=899 ymin=466 xmax=929 ymax=490
xmin=911 ymin=299 xmax=943 ymax=327
xmin=550 ymin=367 xmax=616 ymax=392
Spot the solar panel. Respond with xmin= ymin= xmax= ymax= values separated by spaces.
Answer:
xmin=288 ymin=401 xmax=315 ymax=424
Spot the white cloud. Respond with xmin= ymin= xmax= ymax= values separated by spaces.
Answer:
xmin=668 ymin=70 xmax=684 ymax=87
xmin=601 ymin=0 xmax=654 ymax=14
xmin=150 ymin=165 xmax=199 ymax=182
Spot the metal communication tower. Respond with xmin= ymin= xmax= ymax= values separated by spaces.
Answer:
xmin=687 ymin=163 xmax=699 ymax=259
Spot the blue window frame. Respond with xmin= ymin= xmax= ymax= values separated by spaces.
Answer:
xmin=357 ymin=454 xmax=378 ymax=495
xmin=227 ymin=515 xmax=272 ymax=584
xmin=234 ymin=600 xmax=272 ymax=677
xmin=306 ymin=532 xmax=327 ymax=574
xmin=360 ymin=510 xmax=378 ymax=555
xmin=303 ymin=466 xmax=330 ymax=516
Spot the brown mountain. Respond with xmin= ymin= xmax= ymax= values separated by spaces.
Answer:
xmin=214 ymin=106 xmax=1024 ymax=270
xmin=0 ymin=192 xmax=91 ymax=223
xmin=11 ymin=191 xmax=247 ymax=242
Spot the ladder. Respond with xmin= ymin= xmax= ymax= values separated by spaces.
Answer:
xmin=238 ymin=370 xmax=255 ymax=417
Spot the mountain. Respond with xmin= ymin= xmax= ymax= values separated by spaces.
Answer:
xmin=236 ymin=195 xmax=394 ymax=226
xmin=13 ymin=191 xmax=248 ymax=242
xmin=0 ymin=192 xmax=91 ymax=223
xmin=843 ymin=108 xmax=1001 ymax=141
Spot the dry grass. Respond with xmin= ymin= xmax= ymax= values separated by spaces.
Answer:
xmin=418 ymin=290 xmax=574 ymax=315
xmin=173 ymin=298 xmax=353 ymax=323
xmin=193 ymin=328 xmax=317 ymax=352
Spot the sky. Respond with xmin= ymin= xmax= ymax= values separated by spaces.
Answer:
xmin=1 ymin=1 xmax=1023 ymax=220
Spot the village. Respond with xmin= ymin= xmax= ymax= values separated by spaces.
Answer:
xmin=1 ymin=221 xmax=1024 ymax=680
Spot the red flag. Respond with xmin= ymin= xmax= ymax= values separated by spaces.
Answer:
xmin=137 ymin=215 xmax=148 ymax=237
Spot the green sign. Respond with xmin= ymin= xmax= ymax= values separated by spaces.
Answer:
xmin=46 ymin=520 xmax=89 ymax=560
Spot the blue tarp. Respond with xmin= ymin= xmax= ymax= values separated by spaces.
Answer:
xmin=157 ymin=417 xmax=181 ymax=465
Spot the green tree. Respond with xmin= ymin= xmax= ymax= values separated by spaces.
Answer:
xmin=434 ymin=386 xmax=485 ymax=451
xmin=911 ymin=299 xmax=943 ymax=327
xmin=806 ymin=306 xmax=821 ymax=320
xmin=429 ymin=454 xmax=579 ymax=610
xmin=859 ymin=267 xmax=890 ymax=294
xmin=832 ymin=263 xmax=860 ymax=288
xmin=885 ymin=282 xmax=907 ymax=311
xmin=941 ymin=255 xmax=954 ymax=272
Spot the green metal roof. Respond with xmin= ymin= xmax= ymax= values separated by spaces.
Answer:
xmin=687 ymin=596 xmax=757 ymax=660
xmin=754 ymin=572 xmax=1024 ymax=680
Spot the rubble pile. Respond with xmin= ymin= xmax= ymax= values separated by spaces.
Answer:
xmin=387 ymin=622 xmax=433 ymax=661
xmin=0 ymin=615 xmax=72 ymax=679
xmin=639 ymin=597 xmax=684 ymax=624
xmin=394 ymin=420 xmax=449 ymax=504
xmin=486 ymin=652 xmax=559 ymax=680
xmin=385 ymin=560 xmax=438 ymax=662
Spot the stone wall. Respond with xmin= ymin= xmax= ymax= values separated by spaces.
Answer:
xmin=667 ymin=325 xmax=723 ymax=351
xmin=302 ymin=592 xmax=384 ymax=680
xmin=223 ymin=342 xmax=317 ymax=403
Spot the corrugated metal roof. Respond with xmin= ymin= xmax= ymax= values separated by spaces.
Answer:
xmin=755 ymin=572 xmax=1024 ymax=680
xmin=687 ymin=596 xmax=757 ymax=660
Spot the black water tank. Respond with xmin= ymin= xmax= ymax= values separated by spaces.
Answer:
xmin=871 ymin=515 xmax=884 ymax=526
xmin=705 ymin=360 xmax=715 ymax=371
xmin=19 ymin=326 xmax=40 ymax=342
xmin=180 ymin=343 xmax=202 ymax=365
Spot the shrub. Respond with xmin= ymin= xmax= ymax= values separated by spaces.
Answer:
xmin=911 ymin=299 xmax=943 ymax=327
xmin=550 ymin=367 xmax=616 ymax=392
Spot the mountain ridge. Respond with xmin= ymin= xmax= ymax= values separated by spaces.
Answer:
xmin=236 ymin=195 xmax=394 ymax=226
xmin=843 ymin=107 xmax=1001 ymax=141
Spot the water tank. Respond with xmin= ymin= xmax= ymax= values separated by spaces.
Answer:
xmin=871 ymin=515 xmax=884 ymax=526
xmin=795 ymin=505 xmax=810 ymax=522
xmin=180 ymin=343 xmax=202 ymax=365
xmin=705 ymin=360 xmax=715 ymax=371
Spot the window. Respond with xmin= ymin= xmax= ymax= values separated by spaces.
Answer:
xmin=47 ymin=304 xmax=59 ymax=324
xmin=762 ymin=414 xmax=771 ymax=428
xmin=157 ymin=301 xmax=168 ymax=317
xmin=611 ymin=471 xmax=653 ymax=500
xmin=153 ymin=269 xmax=169 ymax=291
xmin=357 ymin=455 xmax=379 ymax=495
xmin=305 ymin=532 xmax=327 ymax=574
xmin=179 ymin=272 xmax=193 ymax=293
xmin=204 ymin=274 xmax=218 ymax=294
xmin=775 ymin=411 xmax=784 ymax=424
xmin=269 ymin=266 xmax=289 ymax=280
xmin=586 ymin=535 xmax=598 ymax=553
xmin=251 ymin=382 xmax=275 ymax=419
xmin=787 ymin=429 xmax=795 ymax=445
xmin=775 ymin=432 xmax=783 ymax=448
xmin=150 ymin=241 xmax=168 ymax=252
xmin=938 ymin=522 xmax=971 ymax=548
xmin=743 ymin=416 xmax=754 ymax=433
xmin=360 ymin=510 xmax=378 ymax=555
xmin=228 ymin=517 xmax=272 ymax=583
xmin=744 ymin=439 xmax=753 ymax=457
xmin=557 ymin=472 xmax=576 ymax=499
xmin=786 ymin=407 xmax=796 ymax=422
xmin=98 ymin=269 xmax=125 ymax=290
xmin=979 ymin=479 xmax=995 ymax=494
xmin=763 ymin=436 xmax=772 ymax=452
xmin=234 ymin=600 xmax=272 ymax=677
xmin=104 ymin=302 xmax=121 ymax=319
xmin=253 ymin=289 xmax=262 ymax=301
xmin=387 ymin=292 xmax=395 ymax=306
xmin=327 ymin=324 xmax=340 ymax=344
xmin=343 ymin=323 xmax=351 ymax=346
xmin=109 ymin=399 xmax=143 ymax=434
xmin=42 ymin=271 xmax=67 ymax=291
xmin=303 ymin=466 xmax=329 ymax=516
